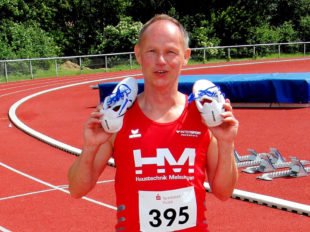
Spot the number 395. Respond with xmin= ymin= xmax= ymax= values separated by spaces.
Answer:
xmin=149 ymin=206 xmax=189 ymax=227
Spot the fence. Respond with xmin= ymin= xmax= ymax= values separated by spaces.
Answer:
xmin=1 ymin=41 xmax=310 ymax=83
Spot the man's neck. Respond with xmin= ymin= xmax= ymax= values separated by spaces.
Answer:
xmin=137 ymin=89 xmax=186 ymax=123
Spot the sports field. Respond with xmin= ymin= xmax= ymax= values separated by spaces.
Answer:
xmin=1 ymin=58 xmax=310 ymax=231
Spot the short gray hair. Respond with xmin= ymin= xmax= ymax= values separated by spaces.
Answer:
xmin=137 ymin=14 xmax=189 ymax=49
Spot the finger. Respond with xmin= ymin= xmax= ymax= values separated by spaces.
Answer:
xmin=221 ymin=110 xmax=237 ymax=121
xmin=222 ymin=115 xmax=239 ymax=126
xmin=221 ymin=110 xmax=234 ymax=118
xmin=91 ymin=111 xmax=104 ymax=119
xmin=85 ymin=118 xmax=101 ymax=130
xmin=87 ymin=116 xmax=102 ymax=124
xmin=223 ymin=102 xmax=233 ymax=112
xmin=95 ymin=103 xmax=104 ymax=112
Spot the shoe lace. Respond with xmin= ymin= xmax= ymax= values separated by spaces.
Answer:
xmin=106 ymin=84 xmax=131 ymax=107
xmin=188 ymin=86 xmax=223 ymax=103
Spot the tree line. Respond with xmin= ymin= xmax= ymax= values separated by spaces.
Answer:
xmin=1 ymin=0 xmax=309 ymax=60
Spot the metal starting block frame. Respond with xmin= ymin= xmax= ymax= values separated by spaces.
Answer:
xmin=235 ymin=148 xmax=286 ymax=169
xmin=243 ymin=155 xmax=310 ymax=174
xmin=257 ymin=157 xmax=310 ymax=181
xmin=236 ymin=148 xmax=310 ymax=180
xmin=229 ymin=148 xmax=310 ymax=215
xmin=234 ymin=149 xmax=261 ymax=162
xmin=234 ymin=149 xmax=268 ymax=168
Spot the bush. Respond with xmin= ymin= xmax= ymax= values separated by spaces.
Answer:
xmin=247 ymin=23 xmax=281 ymax=45
xmin=277 ymin=21 xmax=299 ymax=42
xmin=97 ymin=17 xmax=143 ymax=53
xmin=0 ymin=21 xmax=60 ymax=60
xmin=299 ymin=16 xmax=310 ymax=41
xmin=190 ymin=20 xmax=221 ymax=61
xmin=0 ymin=39 xmax=15 ymax=60
xmin=277 ymin=21 xmax=300 ymax=53
xmin=246 ymin=22 xmax=300 ymax=56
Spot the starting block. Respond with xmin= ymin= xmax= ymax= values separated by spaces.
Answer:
xmin=235 ymin=148 xmax=287 ymax=169
xmin=235 ymin=149 xmax=267 ymax=168
xmin=243 ymin=154 xmax=310 ymax=174
xmin=242 ymin=148 xmax=310 ymax=174
xmin=270 ymin=147 xmax=285 ymax=165
xmin=234 ymin=149 xmax=260 ymax=162
xmin=257 ymin=157 xmax=310 ymax=181
xmin=243 ymin=155 xmax=277 ymax=174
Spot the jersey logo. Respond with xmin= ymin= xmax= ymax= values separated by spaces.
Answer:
xmin=133 ymin=148 xmax=195 ymax=175
xmin=176 ymin=130 xmax=201 ymax=137
xmin=129 ymin=129 xmax=142 ymax=138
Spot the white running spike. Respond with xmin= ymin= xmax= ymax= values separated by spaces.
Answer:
xmin=192 ymin=79 xmax=225 ymax=127
xmin=100 ymin=77 xmax=138 ymax=133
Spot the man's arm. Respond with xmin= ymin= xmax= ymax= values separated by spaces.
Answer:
xmin=68 ymin=107 xmax=113 ymax=198
xmin=205 ymin=100 xmax=239 ymax=201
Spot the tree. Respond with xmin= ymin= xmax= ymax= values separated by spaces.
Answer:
xmin=0 ymin=21 xmax=60 ymax=59
xmin=97 ymin=17 xmax=143 ymax=53
xmin=0 ymin=0 xmax=309 ymax=59
xmin=0 ymin=0 xmax=29 ymax=21
xmin=299 ymin=16 xmax=310 ymax=40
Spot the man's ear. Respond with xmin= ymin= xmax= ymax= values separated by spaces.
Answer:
xmin=183 ymin=48 xmax=191 ymax=66
xmin=134 ymin=44 xmax=142 ymax=65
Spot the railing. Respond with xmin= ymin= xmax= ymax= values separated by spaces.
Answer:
xmin=191 ymin=41 xmax=310 ymax=60
xmin=1 ymin=41 xmax=310 ymax=83
xmin=0 ymin=51 xmax=136 ymax=83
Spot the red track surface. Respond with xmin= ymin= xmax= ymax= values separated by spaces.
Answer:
xmin=1 ymin=58 xmax=310 ymax=232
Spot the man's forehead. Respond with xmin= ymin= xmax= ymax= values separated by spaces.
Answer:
xmin=140 ymin=20 xmax=183 ymax=45
xmin=145 ymin=19 xmax=180 ymax=34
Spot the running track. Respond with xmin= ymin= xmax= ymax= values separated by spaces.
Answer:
xmin=1 ymin=58 xmax=310 ymax=232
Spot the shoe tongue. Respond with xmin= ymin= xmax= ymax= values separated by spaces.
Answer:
xmin=200 ymin=98 xmax=212 ymax=104
xmin=110 ymin=104 xmax=121 ymax=112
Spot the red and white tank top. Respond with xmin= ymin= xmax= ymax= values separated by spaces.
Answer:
xmin=113 ymin=96 xmax=210 ymax=232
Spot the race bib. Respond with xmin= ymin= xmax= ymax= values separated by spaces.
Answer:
xmin=138 ymin=186 xmax=197 ymax=232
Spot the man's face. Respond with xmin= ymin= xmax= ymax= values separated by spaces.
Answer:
xmin=134 ymin=20 xmax=190 ymax=89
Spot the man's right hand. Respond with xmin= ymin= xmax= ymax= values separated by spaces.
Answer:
xmin=83 ymin=104 xmax=112 ymax=147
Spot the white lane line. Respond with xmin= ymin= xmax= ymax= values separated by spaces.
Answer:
xmin=0 ymin=226 xmax=12 ymax=232
xmin=204 ymin=182 xmax=310 ymax=216
xmin=0 ymin=180 xmax=114 ymax=201
xmin=0 ymin=162 xmax=116 ymax=210
xmin=0 ymin=187 xmax=66 ymax=201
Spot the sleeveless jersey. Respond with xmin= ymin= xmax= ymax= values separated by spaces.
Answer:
xmin=113 ymin=96 xmax=210 ymax=232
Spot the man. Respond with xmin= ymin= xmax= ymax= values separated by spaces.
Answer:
xmin=68 ymin=14 xmax=238 ymax=231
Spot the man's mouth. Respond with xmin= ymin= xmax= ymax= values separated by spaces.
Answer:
xmin=156 ymin=70 xmax=167 ymax=74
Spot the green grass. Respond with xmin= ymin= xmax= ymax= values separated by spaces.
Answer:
xmin=188 ymin=52 xmax=310 ymax=64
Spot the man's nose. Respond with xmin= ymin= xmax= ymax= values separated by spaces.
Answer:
xmin=156 ymin=53 xmax=166 ymax=65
